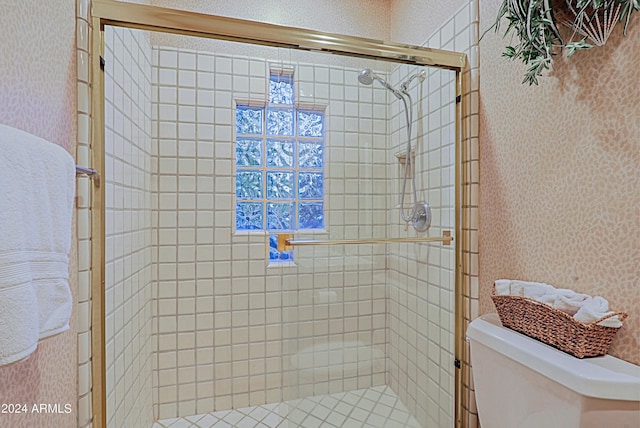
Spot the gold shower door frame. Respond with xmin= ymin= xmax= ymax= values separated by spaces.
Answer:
xmin=88 ymin=1 xmax=468 ymax=426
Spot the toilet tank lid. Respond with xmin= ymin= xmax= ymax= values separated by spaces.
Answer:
xmin=467 ymin=314 xmax=640 ymax=402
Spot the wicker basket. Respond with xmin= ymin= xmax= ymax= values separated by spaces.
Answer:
xmin=491 ymin=284 xmax=628 ymax=358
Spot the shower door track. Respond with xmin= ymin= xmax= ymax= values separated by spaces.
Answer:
xmin=92 ymin=0 xmax=465 ymax=69
xmin=88 ymin=1 xmax=468 ymax=426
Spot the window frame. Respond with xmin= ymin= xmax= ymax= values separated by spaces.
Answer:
xmin=233 ymin=70 xmax=327 ymax=262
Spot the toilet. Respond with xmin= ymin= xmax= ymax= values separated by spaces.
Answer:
xmin=467 ymin=314 xmax=640 ymax=428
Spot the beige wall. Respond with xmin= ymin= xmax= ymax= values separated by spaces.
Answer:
xmin=479 ymin=0 xmax=640 ymax=364
xmin=148 ymin=0 xmax=393 ymax=69
xmin=151 ymin=0 xmax=390 ymax=39
xmin=151 ymin=0 xmax=389 ymax=40
xmin=150 ymin=0 xmax=468 ymax=51
xmin=0 ymin=1 xmax=78 ymax=428
xmin=390 ymin=0 xmax=467 ymax=46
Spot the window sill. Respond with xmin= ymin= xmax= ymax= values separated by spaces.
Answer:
xmin=267 ymin=261 xmax=297 ymax=269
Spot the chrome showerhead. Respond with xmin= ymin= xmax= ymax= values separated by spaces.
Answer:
xmin=358 ymin=68 xmax=375 ymax=85
xmin=358 ymin=68 xmax=402 ymax=99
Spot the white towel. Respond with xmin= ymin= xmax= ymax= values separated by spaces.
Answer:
xmin=574 ymin=296 xmax=623 ymax=328
xmin=0 ymin=125 xmax=75 ymax=366
xmin=516 ymin=280 xmax=555 ymax=299
xmin=536 ymin=292 xmax=558 ymax=306
xmin=553 ymin=288 xmax=591 ymax=315
xmin=0 ymin=283 xmax=39 ymax=364
xmin=494 ymin=279 xmax=512 ymax=295
xmin=496 ymin=279 xmax=624 ymax=328
xmin=495 ymin=279 xmax=555 ymax=299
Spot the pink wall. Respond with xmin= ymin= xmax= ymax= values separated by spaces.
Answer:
xmin=0 ymin=1 xmax=78 ymax=427
xmin=479 ymin=0 xmax=639 ymax=364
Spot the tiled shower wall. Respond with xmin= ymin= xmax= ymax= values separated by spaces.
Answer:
xmin=386 ymin=2 xmax=479 ymax=427
xmin=151 ymin=46 xmax=390 ymax=419
xmin=76 ymin=1 xmax=93 ymax=425
xmin=151 ymin=48 xmax=274 ymax=418
xmin=103 ymin=27 xmax=155 ymax=428
xmin=286 ymin=59 xmax=390 ymax=400
xmin=78 ymin=3 xmax=480 ymax=427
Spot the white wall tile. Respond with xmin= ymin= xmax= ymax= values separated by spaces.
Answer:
xmin=97 ymin=8 xmax=472 ymax=421
xmin=103 ymin=26 xmax=154 ymax=427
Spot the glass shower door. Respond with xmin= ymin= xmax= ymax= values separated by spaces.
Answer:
xmin=273 ymin=58 xmax=457 ymax=427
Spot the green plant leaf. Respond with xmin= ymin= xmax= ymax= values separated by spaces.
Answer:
xmin=565 ymin=39 xmax=594 ymax=57
xmin=502 ymin=46 xmax=517 ymax=58
xmin=492 ymin=0 xmax=637 ymax=85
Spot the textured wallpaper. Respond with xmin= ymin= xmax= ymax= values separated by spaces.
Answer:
xmin=0 ymin=1 xmax=78 ymax=427
xmin=389 ymin=0 xmax=466 ymax=46
xmin=479 ymin=0 xmax=639 ymax=364
xmin=0 ymin=1 xmax=76 ymax=151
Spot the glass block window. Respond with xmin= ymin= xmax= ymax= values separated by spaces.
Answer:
xmin=236 ymin=71 xmax=325 ymax=262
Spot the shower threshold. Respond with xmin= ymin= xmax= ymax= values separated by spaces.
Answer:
xmin=152 ymin=385 xmax=421 ymax=428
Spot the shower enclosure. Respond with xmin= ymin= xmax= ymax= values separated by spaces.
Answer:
xmin=88 ymin=1 xmax=467 ymax=427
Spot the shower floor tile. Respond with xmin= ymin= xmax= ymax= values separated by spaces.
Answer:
xmin=153 ymin=386 xmax=421 ymax=428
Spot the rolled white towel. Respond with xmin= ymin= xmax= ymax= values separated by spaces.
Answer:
xmin=495 ymin=279 xmax=556 ymax=300
xmin=536 ymin=292 xmax=558 ymax=306
xmin=494 ymin=279 xmax=512 ymax=295
xmin=574 ymin=296 xmax=623 ymax=328
xmin=553 ymin=289 xmax=591 ymax=315
xmin=514 ymin=280 xmax=555 ymax=299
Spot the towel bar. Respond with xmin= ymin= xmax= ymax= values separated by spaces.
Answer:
xmin=277 ymin=230 xmax=453 ymax=251
xmin=75 ymin=165 xmax=99 ymax=179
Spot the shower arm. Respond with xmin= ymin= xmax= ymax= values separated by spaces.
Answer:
xmin=376 ymin=75 xmax=403 ymax=100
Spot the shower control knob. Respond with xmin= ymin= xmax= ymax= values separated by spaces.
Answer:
xmin=412 ymin=202 xmax=431 ymax=233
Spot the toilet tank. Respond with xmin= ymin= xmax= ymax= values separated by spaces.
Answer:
xmin=467 ymin=314 xmax=640 ymax=428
